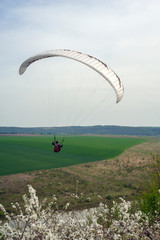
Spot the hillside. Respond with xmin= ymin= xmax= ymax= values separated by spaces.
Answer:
xmin=0 ymin=125 xmax=160 ymax=136
xmin=1 ymin=137 xmax=159 ymax=213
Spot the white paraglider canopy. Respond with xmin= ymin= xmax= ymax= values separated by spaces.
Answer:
xmin=19 ymin=49 xmax=124 ymax=103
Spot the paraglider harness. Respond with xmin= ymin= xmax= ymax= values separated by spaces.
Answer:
xmin=52 ymin=134 xmax=64 ymax=153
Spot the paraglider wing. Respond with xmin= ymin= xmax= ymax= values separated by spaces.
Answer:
xmin=19 ymin=49 xmax=124 ymax=103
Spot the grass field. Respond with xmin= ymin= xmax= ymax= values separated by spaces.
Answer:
xmin=0 ymin=135 xmax=148 ymax=175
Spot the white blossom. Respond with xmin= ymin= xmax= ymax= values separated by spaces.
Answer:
xmin=0 ymin=185 xmax=159 ymax=239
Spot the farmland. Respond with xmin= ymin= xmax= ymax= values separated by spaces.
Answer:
xmin=0 ymin=135 xmax=148 ymax=175
xmin=0 ymin=135 xmax=160 ymax=214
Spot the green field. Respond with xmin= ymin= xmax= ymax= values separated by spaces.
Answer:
xmin=0 ymin=135 xmax=148 ymax=175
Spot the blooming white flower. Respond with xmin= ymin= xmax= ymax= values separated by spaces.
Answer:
xmin=0 ymin=185 xmax=160 ymax=239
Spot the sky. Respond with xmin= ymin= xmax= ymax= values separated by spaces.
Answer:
xmin=0 ymin=0 xmax=160 ymax=127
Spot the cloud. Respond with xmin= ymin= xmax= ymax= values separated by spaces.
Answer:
xmin=0 ymin=0 xmax=160 ymax=127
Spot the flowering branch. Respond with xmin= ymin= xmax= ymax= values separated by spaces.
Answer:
xmin=0 ymin=185 xmax=159 ymax=239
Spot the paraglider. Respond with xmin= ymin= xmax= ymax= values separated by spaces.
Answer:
xmin=19 ymin=49 xmax=124 ymax=103
xmin=19 ymin=49 xmax=124 ymax=153
xmin=52 ymin=135 xmax=64 ymax=153
xmin=52 ymin=140 xmax=64 ymax=153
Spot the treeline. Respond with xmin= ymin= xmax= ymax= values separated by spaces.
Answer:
xmin=0 ymin=125 xmax=160 ymax=136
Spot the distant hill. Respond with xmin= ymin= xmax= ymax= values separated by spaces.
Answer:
xmin=0 ymin=125 xmax=160 ymax=136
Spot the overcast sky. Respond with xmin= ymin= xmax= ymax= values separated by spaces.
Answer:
xmin=0 ymin=0 xmax=160 ymax=127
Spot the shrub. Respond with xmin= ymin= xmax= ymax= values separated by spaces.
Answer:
xmin=139 ymin=187 xmax=160 ymax=222
xmin=138 ymin=153 xmax=160 ymax=224
xmin=0 ymin=185 xmax=160 ymax=239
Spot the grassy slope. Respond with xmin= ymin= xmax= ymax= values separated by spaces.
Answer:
xmin=1 ymin=137 xmax=160 ymax=215
xmin=0 ymin=136 xmax=148 ymax=175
